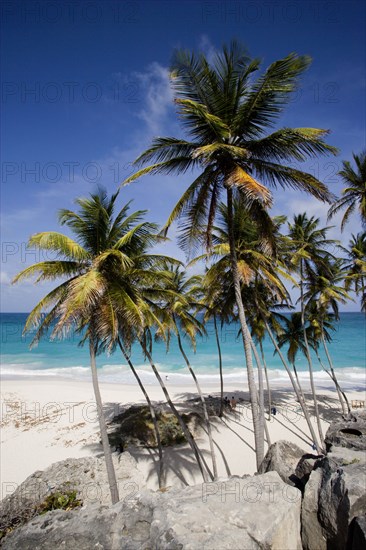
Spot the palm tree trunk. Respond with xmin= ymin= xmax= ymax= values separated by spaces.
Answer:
xmin=264 ymin=320 xmax=321 ymax=452
xmin=292 ymin=361 xmax=308 ymax=408
xmin=89 ymin=338 xmax=119 ymax=504
xmin=315 ymin=348 xmax=346 ymax=413
xmin=118 ymin=338 xmax=164 ymax=488
xmin=214 ymin=314 xmax=224 ymax=417
xmin=260 ymin=341 xmax=272 ymax=421
xmin=321 ymin=335 xmax=350 ymax=413
xmin=226 ymin=187 xmax=264 ymax=470
xmin=251 ymin=340 xmax=271 ymax=447
xmin=174 ymin=320 xmax=219 ymax=480
xmin=139 ymin=339 xmax=212 ymax=482
xmin=300 ymin=263 xmax=325 ymax=447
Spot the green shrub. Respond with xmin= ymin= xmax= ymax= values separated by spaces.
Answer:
xmin=108 ymin=405 xmax=188 ymax=448
xmin=37 ymin=490 xmax=82 ymax=514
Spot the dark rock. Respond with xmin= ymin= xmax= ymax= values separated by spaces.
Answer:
xmin=324 ymin=411 xmax=366 ymax=452
xmin=346 ymin=516 xmax=366 ymax=550
xmin=317 ymin=449 xmax=366 ymax=550
xmin=259 ymin=440 xmax=319 ymax=489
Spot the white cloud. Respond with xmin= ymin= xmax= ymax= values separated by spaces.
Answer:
xmin=0 ymin=271 xmax=11 ymax=285
xmin=133 ymin=62 xmax=174 ymax=135
xmin=198 ymin=35 xmax=218 ymax=65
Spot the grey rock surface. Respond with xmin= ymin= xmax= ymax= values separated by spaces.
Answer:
xmin=0 ymin=452 xmax=143 ymax=536
xmin=324 ymin=410 xmax=366 ymax=452
xmin=318 ymin=452 xmax=366 ymax=550
xmin=258 ymin=440 xmax=318 ymax=488
xmin=2 ymin=471 xmax=302 ymax=550
xmin=301 ymin=467 xmax=326 ymax=550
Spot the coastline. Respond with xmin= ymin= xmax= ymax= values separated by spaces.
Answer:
xmin=1 ymin=375 xmax=365 ymax=500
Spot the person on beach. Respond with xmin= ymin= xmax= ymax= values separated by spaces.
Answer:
xmin=230 ymin=396 xmax=237 ymax=410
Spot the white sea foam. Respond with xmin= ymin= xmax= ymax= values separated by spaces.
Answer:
xmin=1 ymin=361 xmax=365 ymax=390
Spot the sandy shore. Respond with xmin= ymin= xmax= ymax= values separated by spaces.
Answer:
xmin=1 ymin=375 xmax=365 ymax=500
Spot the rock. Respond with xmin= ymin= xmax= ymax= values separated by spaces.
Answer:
xmin=1 ymin=471 xmax=302 ymax=550
xmin=151 ymin=472 xmax=302 ymax=550
xmin=317 ymin=450 xmax=366 ymax=550
xmin=0 ymin=452 xmax=143 ymax=538
xmin=301 ymin=467 xmax=326 ymax=550
xmin=258 ymin=440 xmax=319 ymax=488
xmin=324 ymin=411 xmax=366 ymax=452
xmin=346 ymin=516 xmax=366 ymax=550
xmin=0 ymin=501 xmax=152 ymax=550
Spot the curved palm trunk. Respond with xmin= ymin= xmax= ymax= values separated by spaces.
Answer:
xmin=174 ymin=322 xmax=219 ymax=480
xmin=291 ymin=360 xmax=308 ymax=407
xmin=300 ymin=263 xmax=324 ymax=447
xmin=89 ymin=339 xmax=119 ymax=504
xmin=214 ymin=314 xmax=224 ymax=417
xmin=227 ymin=187 xmax=264 ymax=470
xmin=250 ymin=340 xmax=271 ymax=447
xmin=139 ymin=339 xmax=212 ymax=482
xmin=118 ymin=339 xmax=164 ymax=488
xmin=260 ymin=341 xmax=272 ymax=421
xmin=264 ymin=320 xmax=321 ymax=452
xmin=319 ymin=337 xmax=350 ymax=414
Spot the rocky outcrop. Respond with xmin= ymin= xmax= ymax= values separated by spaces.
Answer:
xmin=0 ymin=452 xmax=143 ymax=537
xmin=258 ymin=440 xmax=319 ymax=489
xmin=302 ymin=411 xmax=366 ymax=550
xmin=2 ymin=471 xmax=302 ymax=550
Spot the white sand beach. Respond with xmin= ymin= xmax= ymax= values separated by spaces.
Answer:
xmin=1 ymin=376 xmax=365 ymax=500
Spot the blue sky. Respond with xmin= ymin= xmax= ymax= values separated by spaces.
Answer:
xmin=1 ymin=0 xmax=365 ymax=311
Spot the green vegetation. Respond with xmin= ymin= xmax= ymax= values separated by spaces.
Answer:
xmin=108 ymin=405 xmax=192 ymax=448
xmin=37 ymin=490 xmax=82 ymax=514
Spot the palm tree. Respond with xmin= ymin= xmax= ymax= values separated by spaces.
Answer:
xmin=304 ymin=255 xmax=351 ymax=413
xmin=12 ymin=188 xmax=151 ymax=504
xmin=276 ymin=312 xmax=310 ymax=390
xmin=155 ymin=265 xmax=219 ymax=479
xmin=124 ymin=42 xmax=337 ymax=469
xmin=251 ymin=281 xmax=322 ymax=451
xmin=287 ymin=214 xmax=338 ymax=447
xmin=342 ymin=232 xmax=366 ymax=312
xmin=306 ymin=304 xmax=350 ymax=414
xmin=201 ymin=272 xmax=233 ymax=417
xmin=328 ymin=150 xmax=366 ymax=230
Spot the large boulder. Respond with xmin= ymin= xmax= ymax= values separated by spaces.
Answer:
xmin=258 ymin=440 xmax=318 ymax=488
xmin=301 ymin=466 xmax=326 ymax=550
xmin=2 ymin=471 xmax=302 ymax=550
xmin=0 ymin=452 xmax=143 ymax=538
xmin=318 ymin=450 xmax=366 ymax=550
xmin=302 ymin=413 xmax=366 ymax=550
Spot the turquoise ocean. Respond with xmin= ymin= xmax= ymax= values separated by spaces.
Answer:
xmin=1 ymin=313 xmax=365 ymax=390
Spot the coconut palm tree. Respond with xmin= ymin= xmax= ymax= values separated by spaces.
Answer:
xmin=153 ymin=265 xmax=219 ymax=479
xmin=342 ymin=232 xmax=366 ymax=312
xmin=303 ymin=255 xmax=351 ymax=413
xmin=12 ymin=188 xmax=152 ymax=504
xmin=328 ymin=150 xmax=366 ymax=230
xmin=276 ymin=312 xmax=310 ymax=389
xmin=201 ymin=272 xmax=233 ymax=417
xmin=287 ymin=214 xmax=338 ymax=447
xmin=124 ymin=42 xmax=337 ymax=469
xmin=250 ymin=279 xmax=322 ymax=451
